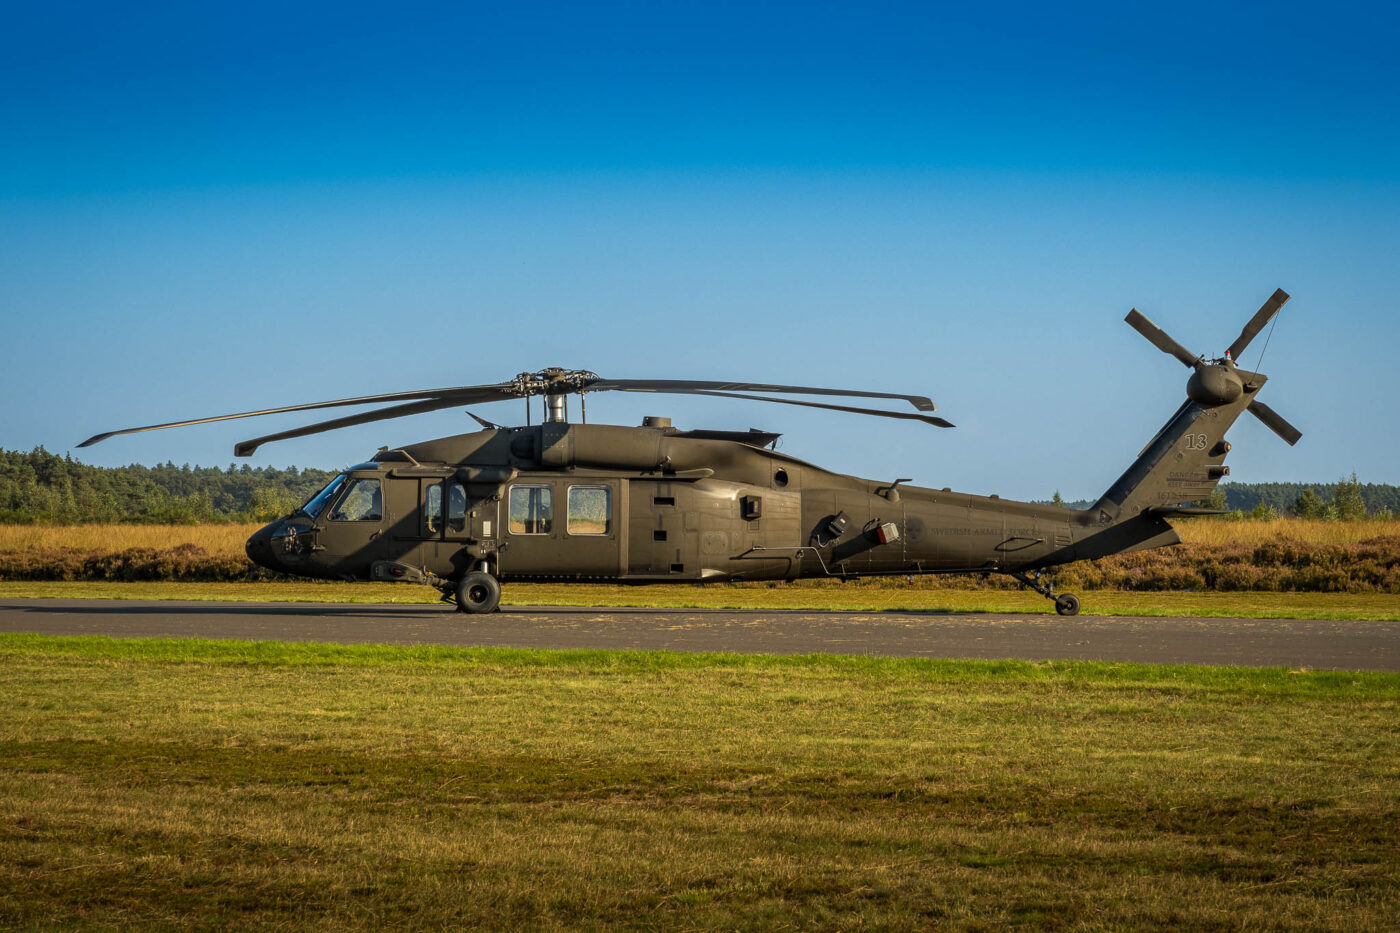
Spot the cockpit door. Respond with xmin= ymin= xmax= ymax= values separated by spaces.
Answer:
xmin=317 ymin=475 xmax=388 ymax=577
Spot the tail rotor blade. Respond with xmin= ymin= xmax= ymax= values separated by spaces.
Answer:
xmin=1248 ymin=399 xmax=1302 ymax=446
xmin=1125 ymin=309 xmax=1200 ymax=368
xmin=1227 ymin=288 xmax=1290 ymax=360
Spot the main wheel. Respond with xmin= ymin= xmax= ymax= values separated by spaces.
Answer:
xmin=1054 ymin=593 xmax=1080 ymax=616
xmin=454 ymin=571 xmax=501 ymax=614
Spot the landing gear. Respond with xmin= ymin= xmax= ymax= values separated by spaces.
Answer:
xmin=1009 ymin=570 xmax=1080 ymax=616
xmin=454 ymin=571 xmax=502 ymax=614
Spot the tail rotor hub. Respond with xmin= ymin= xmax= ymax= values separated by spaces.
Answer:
xmin=1123 ymin=288 xmax=1301 ymax=445
xmin=1186 ymin=361 xmax=1244 ymax=407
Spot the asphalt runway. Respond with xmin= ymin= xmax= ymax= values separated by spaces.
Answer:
xmin=1 ymin=598 xmax=1398 ymax=670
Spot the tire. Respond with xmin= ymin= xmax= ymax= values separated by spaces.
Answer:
xmin=454 ymin=571 xmax=501 ymax=614
xmin=1054 ymin=593 xmax=1080 ymax=616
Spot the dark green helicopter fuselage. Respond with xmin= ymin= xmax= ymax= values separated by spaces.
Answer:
xmin=77 ymin=288 xmax=1296 ymax=615
xmin=245 ymin=379 xmax=1258 ymax=589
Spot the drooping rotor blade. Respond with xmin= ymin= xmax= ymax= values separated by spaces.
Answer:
xmin=1124 ymin=309 xmax=1200 ymax=368
xmin=1247 ymin=399 xmax=1302 ymax=446
xmin=233 ymin=397 xmax=476 ymax=457
xmin=78 ymin=383 xmax=517 ymax=448
xmin=677 ymin=389 xmax=954 ymax=427
xmin=1226 ymin=288 xmax=1290 ymax=360
xmin=586 ymin=379 xmax=937 ymax=412
xmin=79 ymin=367 xmax=949 ymax=456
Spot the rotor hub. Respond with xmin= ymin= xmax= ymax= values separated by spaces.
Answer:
xmin=509 ymin=368 xmax=599 ymax=398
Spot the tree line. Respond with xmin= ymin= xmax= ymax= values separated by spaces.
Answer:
xmin=1049 ymin=474 xmax=1399 ymax=519
xmin=0 ymin=447 xmax=337 ymax=523
xmin=3 ymin=447 xmax=1397 ymax=524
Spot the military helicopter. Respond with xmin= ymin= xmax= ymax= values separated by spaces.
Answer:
xmin=80 ymin=289 xmax=1299 ymax=616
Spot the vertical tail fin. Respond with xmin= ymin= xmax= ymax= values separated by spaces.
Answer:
xmin=1093 ymin=290 xmax=1300 ymax=524
xmin=1088 ymin=394 xmax=1245 ymax=523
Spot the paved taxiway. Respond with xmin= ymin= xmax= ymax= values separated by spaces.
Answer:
xmin=1 ymin=598 xmax=1397 ymax=670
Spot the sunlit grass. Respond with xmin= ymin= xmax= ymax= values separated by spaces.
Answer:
xmin=1 ymin=580 xmax=1397 ymax=620
xmin=1175 ymin=516 xmax=1399 ymax=546
xmin=0 ymin=522 xmax=259 ymax=554
xmin=1 ymin=635 xmax=1396 ymax=930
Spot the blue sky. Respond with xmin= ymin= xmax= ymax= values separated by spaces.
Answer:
xmin=2 ymin=0 xmax=1397 ymax=500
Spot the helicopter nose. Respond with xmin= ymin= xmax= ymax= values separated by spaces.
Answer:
xmin=245 ymin=522 xmax=282 ymax=573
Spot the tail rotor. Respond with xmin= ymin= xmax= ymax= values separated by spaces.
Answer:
xmin=1124 ymin=288 xmax=1302 ymax=446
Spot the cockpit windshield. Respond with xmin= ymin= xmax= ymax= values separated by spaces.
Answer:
xmin=299 ymin=473 xmax=348 ymax=519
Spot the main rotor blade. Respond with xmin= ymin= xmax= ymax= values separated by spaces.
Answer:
xmin=676 ymin=389 xmax=954 ymax=427
xmin=1247 ymin=399 xmax=1302 ymax=446
xmin=1226 ymin=288 xmax=1290 ymax=360
xmin=1124 ymin=309 xmax=1200 ymax=368
xmin=233 ymin=397 xmax=476 ymax=457
xmin=587 ymin=379 xmax=937 ymax=412
xmin=78 ymin=383 xmax=516 ymax=448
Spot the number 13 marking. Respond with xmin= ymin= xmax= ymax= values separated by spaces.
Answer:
xmin=1184 ymin=434 xmax=1209 ymax=450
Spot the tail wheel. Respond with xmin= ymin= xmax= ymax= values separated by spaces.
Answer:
xmin=1054 ymin=593 xmax=1080 ymax=616
xmin=455 ymin=571 xmax=501 ymax=614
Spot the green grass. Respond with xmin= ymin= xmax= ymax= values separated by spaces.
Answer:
xmin=2 ymin=634 xmax=1398 ymax=929
xmin=2 ymin=579 xmax=1399 ymax=620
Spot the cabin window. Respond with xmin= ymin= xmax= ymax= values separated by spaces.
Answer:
xmin=423 ymin=481 xmax=443 ymax=535
xmin=508 ymin=485 xmax=552 ymax=534
xmin=447 ymin=482 xmax=467 ymax=533
xmin=330 ymin=478 xmax=382 ymax=522
xmin=567 ymin=485 xmax=611 ymax=535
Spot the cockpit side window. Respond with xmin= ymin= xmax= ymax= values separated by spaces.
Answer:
xmin=423 ymin=481 xmax=443 ymax=535
xmin=301 ymin=474 xmax=348 ymax=520
xmin=448 ymin=482 xmax=467 ymax=533
xmin=330 ymin=478 xmax=383 ymax=522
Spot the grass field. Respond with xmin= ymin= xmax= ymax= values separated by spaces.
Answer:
xmin=2 ymin=579 xmax=1399 ymax=620
xmin=1 ymin=635 xmax=1396 ymax=929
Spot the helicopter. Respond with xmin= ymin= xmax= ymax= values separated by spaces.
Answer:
xmin=79 ymin=289 xmax=1300 ymax=616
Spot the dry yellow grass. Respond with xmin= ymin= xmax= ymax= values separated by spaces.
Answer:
xmin=2 ymin=518 xmax=1394 ymax=556
xmin=0 ymin=523 xmax=259 ymax=557
xmin=1175 ymin=517 xmax=1399 ymax=547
